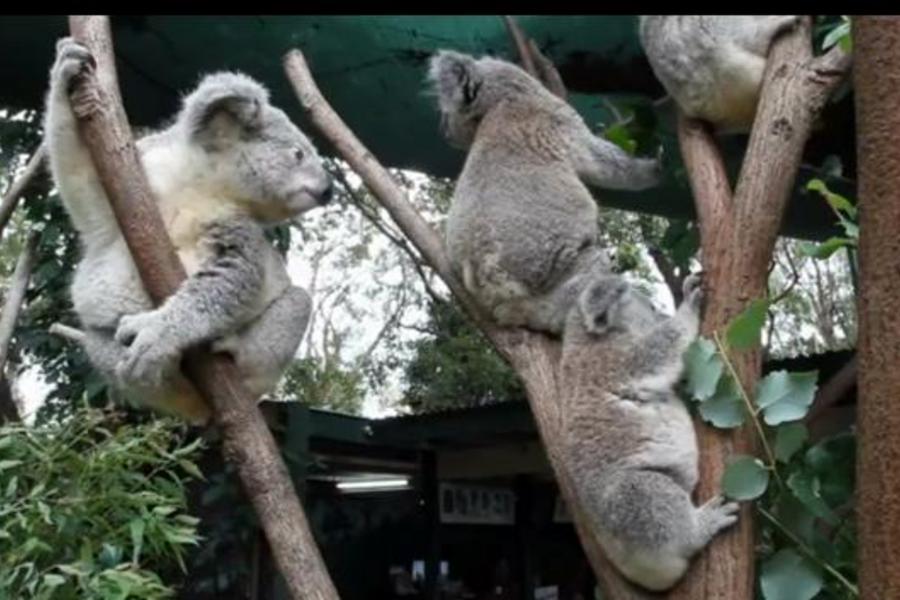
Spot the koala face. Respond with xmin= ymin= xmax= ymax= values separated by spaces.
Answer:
xmin=579 ymin=276 xmax=631 ymax=337
xmin=427 ymin=50 xmax=545 ymax=148
xmin=180 ymin=72 xmax=333 ymax=224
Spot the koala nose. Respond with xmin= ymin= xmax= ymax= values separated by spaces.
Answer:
xmin=318 ymin=180 xmax=334 ymax=205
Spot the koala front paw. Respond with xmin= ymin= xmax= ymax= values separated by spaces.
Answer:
xmin=51 ymin=38 xmax=96 ymax=94
xmin=698 ymin=494 xmax=740 ymax=537
xmin=114 ymin=310 xmax=181 ymax=386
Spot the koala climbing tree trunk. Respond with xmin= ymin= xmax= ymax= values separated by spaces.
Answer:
xmin=65 ymin=16 xmax=339 ymax=600
xmin=674 ymin=17 xmax=849 ymax=600
xmin=285 ymin=50 xmax=654 ymax=600
xmin=852 ymin=17 xmax=900 ymax=600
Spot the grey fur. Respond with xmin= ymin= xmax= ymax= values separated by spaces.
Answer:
xmin=639 ymin=16 xmax=801 ymax=133
xmin=428 ymin=50 xmax=662 ymax=334
xmin=561 ymin=273 xmax=739 ymax=590
xmin=44 ymin=38 xmax=330 ymax=424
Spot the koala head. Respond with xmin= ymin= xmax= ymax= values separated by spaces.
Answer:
xmin=578 ymin=275 xmax=631 ymax=337
xmin=427 ymin=50 xmax=547 ymax=148
xmin=177 ymin=72 xmax=333 ymax=224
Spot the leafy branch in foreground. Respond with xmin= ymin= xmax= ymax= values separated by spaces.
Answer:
xmin=0 ymin=407 xmax=203 ymax=599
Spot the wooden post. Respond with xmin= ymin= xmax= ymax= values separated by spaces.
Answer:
xmin=66 ymin=16 xmax=338 ymax=599
xmin=852 ymin=16 xmax=900 ymax=600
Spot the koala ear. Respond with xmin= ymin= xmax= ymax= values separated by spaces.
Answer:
xmin=429 ymin=50 xmax=483 ymax=112
xmin=180 ymin=72 xmax=270 ymax=146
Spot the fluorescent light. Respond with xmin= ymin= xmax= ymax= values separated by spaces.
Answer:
xmin=336 ymin=477 xmax=410 ymax=491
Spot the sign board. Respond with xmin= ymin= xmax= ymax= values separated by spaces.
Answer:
xmin=439 ymin=482 xmax=515 ymax=525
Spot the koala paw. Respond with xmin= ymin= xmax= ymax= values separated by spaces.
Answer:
xmin=51 ymin=38 xmax=96 ymax=95
xmin=114 ymin=310 xmax=181 ymax=386
xmin=698 ymin=495 xmax=740 ymax=536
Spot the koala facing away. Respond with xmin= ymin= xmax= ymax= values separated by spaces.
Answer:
xmin=560 ymin=274 xmax=739 ymax=591
xmin=45 ymin=39 xmax=333 ymax=424
xmin=639 ymin=16 xmax=801 ymax=133
xmin=429 ymin=50 xmax=662 ymax=335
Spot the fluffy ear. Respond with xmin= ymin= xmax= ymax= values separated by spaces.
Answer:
xmin=428 ymin=50 xmax=483 ymax=114
xmin=179 ymin=72 xmax=270 ymax=146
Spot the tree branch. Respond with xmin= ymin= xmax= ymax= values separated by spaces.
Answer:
xmin=67 ymin=16 xmax=338 ymax=599
xmin=0 ymin=143 xmax=46 ymax=242
xmin=0 ymin=231 xmax=39 ymax=377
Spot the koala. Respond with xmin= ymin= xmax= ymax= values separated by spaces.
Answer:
xmin=560 ymin=273 xmax=739 ymax=591
xmin=44 ymin=39 xmax=333 ymax=424
xmin=428 ymin=50 xmax=662 ymax=335
xmin=639 ymin=16 xmax=802 ymax=133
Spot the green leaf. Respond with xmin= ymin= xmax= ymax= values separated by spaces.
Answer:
xmin=683 ymin=337 xmax=724 ymax=401
xmin=760 ymin=548 xmax=823 ymax=600
xmin=726 ymin=299 xmax=770 ymax=350
xmin=603 ymin=122 xmax=638 ymax=155
xmin=0 ymin=459 xmax=23 ymax=471
xmin=806 ymin=178 xmax=856 ymax=217
xmin=822 ymin=19 xmax=851 ymax=53
xmin=774 ymin=423 xmax=809 ymax=463
xmin=698 ymin=374 xmax=745 ymax=429
xmin=722 ymin=455 xmax=769 ymax=500
xmin=41 ymin=573 xmax=66 ymax=589
xmin=129 ymin=519 xmax=145 ymax=566
xmin=798 ymin=237 xmax=852 ymax=260
xmin=788 ymin=470 xmax=839 ymax=525
xmin=755 ymin=370 xmax=819 ymax=425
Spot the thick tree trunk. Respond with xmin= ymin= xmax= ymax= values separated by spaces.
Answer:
xmin=66 ymin=16 xmax=338 ymax=600
xmin=673 ymin=18 xmax=849 ymax=599
xmin=852 ymin=16 xmax=900 ymax=600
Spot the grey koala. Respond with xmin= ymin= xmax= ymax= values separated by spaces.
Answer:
xmin=639 ymin=16 xmax=801 ymax=133
xmin=44 ymin=38 xmax=333 ymax=424
xmin=428 ymin=50 xmax=662 ymax=335
xmin=560 ymin=273 xmax=739 ymax=591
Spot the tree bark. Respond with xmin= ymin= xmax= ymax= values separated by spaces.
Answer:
xmin=673 ymin=18 xmax=850 ymax=600
xmin=0 ymin=144 xmax=46 ymax=242
xmin=285 ymin=49 xmax=652 ymax=600
xmin=852 ymin=16 xmax=900 ymax=600
xmin=67 ymin=16 xmax=338 ymax=600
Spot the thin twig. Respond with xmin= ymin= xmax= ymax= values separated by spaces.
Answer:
xmin=0 ymin=232 xmax=40 ymax=375
xmin=49 ymin=322 xmax=86 ymax=344
xmin=0 ymin=144 xmax=46 ymax=241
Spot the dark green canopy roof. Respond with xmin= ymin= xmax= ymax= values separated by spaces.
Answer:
xmin=0 ymin=16 xmax=855 ymax=239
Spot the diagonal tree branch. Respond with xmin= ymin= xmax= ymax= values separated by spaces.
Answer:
xmin=285 ymin=48 xmax=654 ymax=600
xmin=67 ymin=16 xmax=338 ymax=600
xmin=0 ymin=144 xmax=46 ymax=242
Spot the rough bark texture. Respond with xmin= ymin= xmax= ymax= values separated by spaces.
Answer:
xmin=852 ymin=16 xmax=900 ymax=600
xmin=672 ymin=18 xmax=850 ymax=600
xmin=0 ymin=144 xmax=46 ymax=242
xmin=285 ymin=49 xmax=652 ymax=600
xmin=67 ymin=16 xmax=338 ymax=600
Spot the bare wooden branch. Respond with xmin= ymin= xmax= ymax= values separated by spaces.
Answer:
xmin=502 ymin=16 xmax=538 ymax=79
xmin=0 ymin=144 xmax=46 ymax=241
xmin=807 ymin=355 xmax=857 ymax=425
xmin=0 ymin=232 xmax=38 ymax=380
xmin=853 ymin=16 xmax=900 ymax=600
xmin=67 ymin=16 xmax=337 ymax=600
xmin=49 ymin=322 xmax=86 ymax=344
xmin=669 ymin=18 xmax=852 ymax=600
xmin=284 ymin=48 xmax=653 ymax=600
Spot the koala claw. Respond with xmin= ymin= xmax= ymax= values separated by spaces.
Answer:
xmin=699 ymin=494 xmax=740 ymax=534
xmin=114 ymin=311 xmax=180 ymax=386
xmin=52 ymin=38 xmax=95 ymax=92
xmin=682 ymin=271 xmax=705 ymax=310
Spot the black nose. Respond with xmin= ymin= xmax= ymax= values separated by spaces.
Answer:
xmin=319 ymin=180 xmax=334 ymax=205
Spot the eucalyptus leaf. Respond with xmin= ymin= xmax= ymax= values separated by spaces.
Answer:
xmin=755 ymin=370 xmax=819 ymax=425
xmin=774 ymin=423 xmax=809 ymax=463
xmin=726 ymin=299 xmax=770 ymax=350
xmin=698 ymin=374 xmax=745 ymax=429
xmin=683 ymin=337 xmax=724 ymax=401
xmin=760 ymin=548 xmax=823 ymax=600
xmin=722 ymin=455 xmax=769 ymax=500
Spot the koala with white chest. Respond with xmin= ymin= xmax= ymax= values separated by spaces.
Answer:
xmin=639 ymin=16 xmax=801 ymax=133
xmin=560 ymin=273 xmax=739 ymax=591
xmin=428 ymin=50 xmax=662 ymax=335
xmin=44 ymin=39 xmax=333 ymax=424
